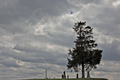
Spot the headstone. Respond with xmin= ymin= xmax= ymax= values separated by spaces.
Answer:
xmin=76 ymin=73 xmax=78 ymax=78
xmin=62 ymin=74 xmax=64 ymax=79
xmin=62 ymin=71 xmax=66 ymax=79
xmin=63 ymin=71 xmax=66 ymax=79
xmin=67 ymin=75 xmax=69 ymax=79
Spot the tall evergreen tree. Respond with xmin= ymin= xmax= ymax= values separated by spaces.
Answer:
xmin=67 ymin=21 xmax=102 ymax=78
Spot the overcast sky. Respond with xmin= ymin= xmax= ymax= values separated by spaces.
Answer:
xmin=0 ymin=0 xmax=120 ymax=80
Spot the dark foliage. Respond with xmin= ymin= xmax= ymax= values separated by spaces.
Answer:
xmin=67 ymin=21 xmax=102 ymax=78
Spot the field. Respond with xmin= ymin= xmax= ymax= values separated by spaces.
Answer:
xmin=24 ymin=78 xmax=108 ymax=80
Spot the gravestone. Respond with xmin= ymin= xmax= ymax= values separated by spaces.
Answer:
xmin=76 ymin=73 xmax=78 ymax=78
xmin=67 ymin=75 xmax=69 ymax=79
xmin=62 ymin=71 xmax=66 ymax=79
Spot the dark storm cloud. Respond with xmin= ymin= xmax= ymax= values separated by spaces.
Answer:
xmin=0 ymin=0 xmax=73 ymax=35
xmin=0 ymin=0 xmax=71 ymax=25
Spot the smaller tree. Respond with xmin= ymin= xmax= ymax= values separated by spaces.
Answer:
xmin=85 ymin=49 xmax=102 ymax=78
xmin=67 ymin=21 xmax=102 ymax=78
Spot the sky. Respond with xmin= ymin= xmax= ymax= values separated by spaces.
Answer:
xmin=0 ymin=0 xmax=120 ymax=80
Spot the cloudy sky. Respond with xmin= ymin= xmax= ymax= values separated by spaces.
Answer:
xmin=0 ymin=0 xmax=120 ymax=80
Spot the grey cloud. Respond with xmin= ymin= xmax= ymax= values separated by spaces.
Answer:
xmin=45 ymin=56 xmax=68 ymax=66
xmin=46 ymin=31 xmax=75 ymax=47
xmin=0 ymin=0 xmax=71 ymax=25
xmin=77 ymin=0 xmax=102 ymax=4
xmin=96 ymin=68 xmax=120 ymax=73
xmin=0 ymin=0 xmax=72 ymax=35
xmin=0 ymin=0 xmax=120 ymax=79
xmin=1 ymin=49 xmax=45 ymax=63
xmin=67 ymin=0 xmax=103 ymax=7
xmin=13 ymin=44 xmax=41 ymax=53
xmin=95 ymin=61 xmax=120 ymax=74
xmin=1 ymin=44 xmax=68 ymax=66
xmin=99 ymin=39 xmax=120 ymax=61
xmin=80 ymin=2 xmax=120 ymax=38
xmin=0 ymin=58 xmax=20 ymax=68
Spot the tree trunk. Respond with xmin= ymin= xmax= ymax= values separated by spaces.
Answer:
xmin=82 ymin=62 xmax=85 ymax=78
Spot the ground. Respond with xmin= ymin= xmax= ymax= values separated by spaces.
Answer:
xmin=24 ymin=78 xmax=108 ymax=80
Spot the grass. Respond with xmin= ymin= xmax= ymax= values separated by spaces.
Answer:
xmin=24 ymin=78 xmax=108 ymax=80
